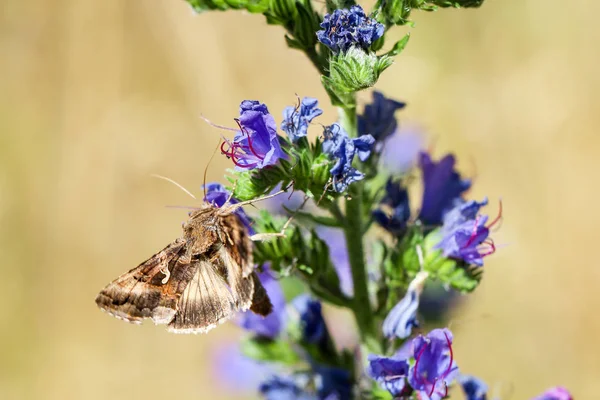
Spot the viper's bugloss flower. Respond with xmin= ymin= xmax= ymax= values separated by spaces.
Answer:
xmin=436 ymin=199 xmax=500 ymax=267
xmin=259 ymin=376 xmax=317 ymax=400
xmin=212 ymin=343 xmax=275 ymax=393
xmin=291 ymin=294 xmax=326 ymax=344
xmin=531 ymin=387 xmax=573 ymax=400
xmin=419 ymin=152 xmax=471 ymax=226
xmin=281 ymin=97 xmax=323 ymax=142
xmin=316 ymin=5 xmax=384 ymax=54
xmin=367 ymin=355 xmax=411 ymax=397
xmin=203 ymin=182 xmax=253 ymax=232
xmin=316 ymin=227 xmax=353 ymax=296
xmin=238 ymin=267 xmax=286 ymax=338
xmin=408 ymin=328 xmax=459 ymax=400
xmin=382 ymin=271 xmax=428 ymax=339
xmin=221 ymin=100 xmax=286 ymax=170
xmin=322 ymin=123 xmax=374 ymax=192
xmin=381 ymin=126 xmax=425 ymax=174
xmin=373 ymin=179 xmax=411 ymax=236
xmin=315 ymin=366 xmax=352 ymax=400
xmin=358 ymin=91 xmax=405 ymax=143
xmin=458 ymin=375 xmax=489 ymax=400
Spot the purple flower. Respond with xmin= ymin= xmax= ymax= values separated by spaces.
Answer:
xmin=281 ymin=97 xmax=323 ymax=142
xmin=382 ymin=272 xmax=428 ymax=339
xmin=435 ymin=199 xmax=499 ymax=267
xmin=322 ymin=123 xmax=375 ymax=192
xmin=260 ymin=376 xmax=317 ymax=400
xmin=211 ymin=343 xmax=276 ymax=394
xmin=380 ymin=126 xmax=425 ymax=174
xmin=373 ymin=179 xmax=411 ymax=236
xmin=238 ymin=266 xmax=286 ymax=338
xmin=316 ymin=227 xmax=353 ymax=296
xmin=291 ymin=294 xmax=327 ymax=344
xmin=531 ymin=387 xmax=573 ymax=400
xmin=221 ymin=100 xmax=286 ymax=170
xmin=315 ymin=366 xmax=352 ymax=400
xmin=317 ymin=5 xmax=384 ymax=54
xmin=458 ymin=375 xmax=489 ymax=400
xmin=418 ymin=152 xmax=471 ymax=226
xmin=367 ymin=355 xmax=411 ymax=397
xmin=408 ymin=328 xmax=459 ymax=400
xmin=358 ymin=91 xmax=406 ymax=143
xmin=203 ymin=182 xmax=253 ymax=233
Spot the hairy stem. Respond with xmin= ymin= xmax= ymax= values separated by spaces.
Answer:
xmin=337 ymin=105 xmax=378 ymax=344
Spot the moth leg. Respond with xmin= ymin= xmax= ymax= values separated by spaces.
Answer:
xmin=249 ymin=214 xmax=294 ymax=242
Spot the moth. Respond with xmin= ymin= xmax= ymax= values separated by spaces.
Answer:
xmin=95 ymin=194 xmax=284 ymax=334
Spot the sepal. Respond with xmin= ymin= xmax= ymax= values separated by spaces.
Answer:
xmin=324 ymin=47 xmax=393 ymax=95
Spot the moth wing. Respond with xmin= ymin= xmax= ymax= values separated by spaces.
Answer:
xmin=167 ymin=258 xmax=252 ymax=334
xmin=249 ymin=271 xmax=273 ymax=317
xmin=95 ymin=238 xmax=196 ymax=325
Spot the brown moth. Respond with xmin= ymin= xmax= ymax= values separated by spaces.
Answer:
xmin=95 ymin=200 xmax=276 ymax=334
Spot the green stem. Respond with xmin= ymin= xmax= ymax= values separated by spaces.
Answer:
xmin=336 ymin=105 xmax=379 ymax=345
xmin=304 ymin=47 xmax=326 ymax=75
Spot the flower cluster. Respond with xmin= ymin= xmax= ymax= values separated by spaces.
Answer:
xmin=168 ymin=1 xmax=570 ymax=399
xmin=316 ymin=5 xmax=384 ymax=54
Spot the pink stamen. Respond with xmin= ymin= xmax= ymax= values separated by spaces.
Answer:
xmin=234 ymin=119 xmax=264 ymax=161
xmin=463 ymin=216 xmax=482 ymax=249
xmin=486 ymin=199 xmax=503 ymax=229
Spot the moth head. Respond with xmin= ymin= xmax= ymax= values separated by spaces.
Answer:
xmin=182 ymin=207 xmax=220 ymax=254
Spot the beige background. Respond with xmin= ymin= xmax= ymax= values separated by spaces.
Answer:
xmin=1 ymin=0 xmax=599 ymax=399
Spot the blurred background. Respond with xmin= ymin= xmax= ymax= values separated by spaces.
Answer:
xmin=1 ymin=0 xmax=599 ymax=398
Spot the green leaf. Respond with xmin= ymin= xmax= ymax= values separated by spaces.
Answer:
xmin=293 ymin=2 xmax=319 ymax=49
xmin=184 ymin=0 xmax=269 ymax=13
xmin=240 ymin=336 xmax=300 ymax=364
xmin=384 ymin=33 xmax=410 ymax=57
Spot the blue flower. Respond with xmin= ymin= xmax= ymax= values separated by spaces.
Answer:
xmin=380 ymin=126 xmax=425 ymax=174
xmin=435 ymin=199 xmax=498 ymax=267
xmin=260 ymin=376 xmax=317 ymax=400
xmin=373 ymin=179 xmax=411 ymax=236
xmin=316 ymin=227 xmax=353 ymax=296
xmin=203 ymin=182 xmax=253 ymax=233
xmin=238 ymin=266 xmax=286 ymax=338
xmin=418 ymin=152 xmax=471 ymax=226
xmin=315 ymin=366 xmax=352 ymax=400
xmin=408 ymin=328 xmax=459 ymax=400
xmin=317 ymin=5 xmax=384 ymax=54
xmin=358 ymin=91 xmax=406 ymax=143
xmin=211 ymin=342 xmax=276 ymax=394
xmin=367 ymin=355 xmax=411 ymax=397
xmin=291 ymin=294 xmax=327 ymax=344
xmin=458 ymin=375 xmax=489 ymax=400
xmin=281 ymin=97 xmax=323 ymax=142
xmin=531 ymin=387 xmax=572 ymax=400
xmin=382 ymin=272 xmax=428 ymax=339
xmin=221 ymin=100 xmax=286 ymax=170
xmin=322 ymin=123 xmax=374 ymax=192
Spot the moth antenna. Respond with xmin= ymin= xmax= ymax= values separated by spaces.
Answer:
xmin=164 ymin=205 xmax=201 ymax=210
xmin=203 ymin=138 xmax=223 ymax=201
xmin=249 ymin=194 xmax=310 ymax=242
xmin=151 ymin=174 xmax=197 ymax=200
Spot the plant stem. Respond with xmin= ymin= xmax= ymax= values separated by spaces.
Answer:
xmin=337 ymin=105 xmax=378 ymax=344
xmin=305 ymin=47 xmax=326 ymax=75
